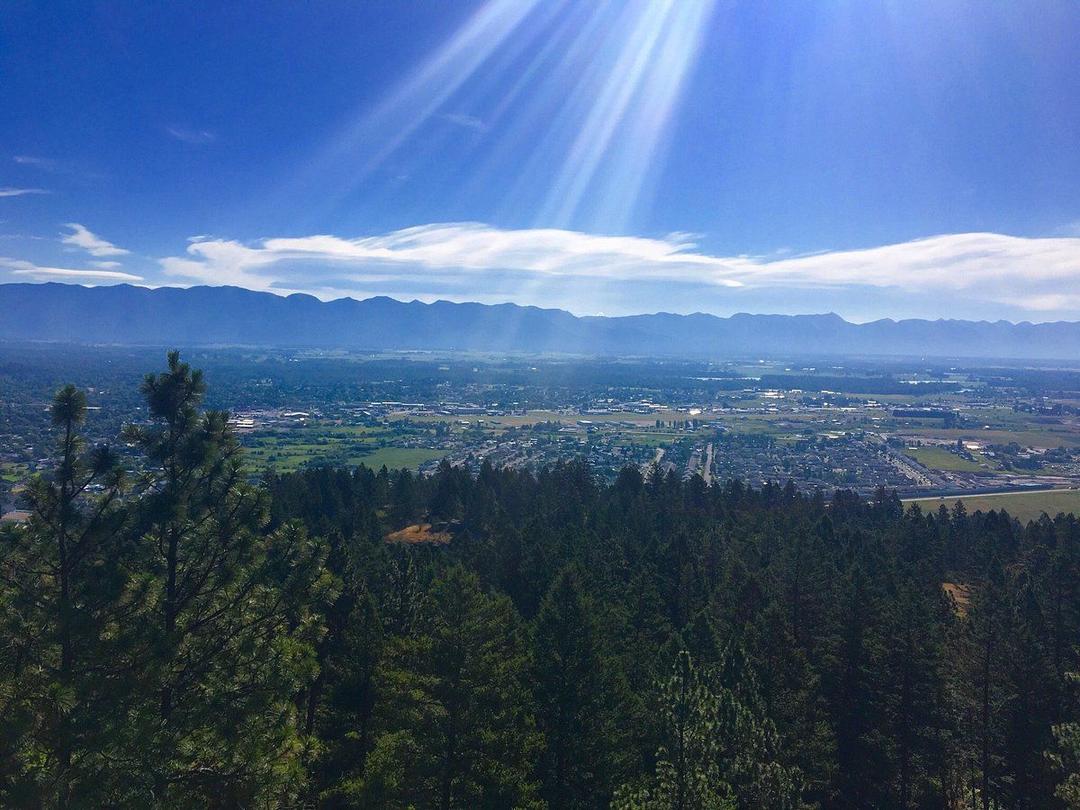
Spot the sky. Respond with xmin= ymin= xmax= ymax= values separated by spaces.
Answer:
xmin=2 ymin=0 xmax=1080 ymax=322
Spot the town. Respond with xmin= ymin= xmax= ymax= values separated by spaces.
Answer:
xmin=6 ymin=345 xmax=1080 ymax=521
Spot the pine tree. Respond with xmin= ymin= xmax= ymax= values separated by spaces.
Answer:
xmin=746 ymin=603 xmax=834 ymax=802
xmin=354 ymin=565 xmax=541 ymax=809
xmin=112 ymin=352 xmax=331 ymax=806
xmin=389 ymin=469 xmax=419 ymax=528
xmin=713 ymin=639 xmax=806 ymax=810
xmin=612 ymin=650 xmax=803 ymax=810
xmin=0 ymin=384 xmax=126 ymax=805
xmin=314 ymin=585 xmax=385 ymax=807
xmin=823 ymin=566 xmax=889 ymax=808
xmin=613 ymin=651 xmax=735 ymax=810
xmin=1050 ymin=667 xmax=1080 ymax=809
xmin=532 ymin=566 xmax=622 ymax=808
xmin=961 ymin=555 xmax=1010 ymax=810
xmin=881 ymin=583 xmax=949 ymax=808
xmin=999 ymin=572 xmax=1060 ymax=807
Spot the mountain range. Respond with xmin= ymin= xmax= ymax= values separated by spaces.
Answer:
xmin=3 ymin=282 xmax=1079 ymax=360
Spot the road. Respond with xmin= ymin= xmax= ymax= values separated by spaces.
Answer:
xmin=642 ymin=447 xmax=665 ymax=475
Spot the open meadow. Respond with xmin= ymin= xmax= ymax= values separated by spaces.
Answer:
xmin=905 ymin=488 xmax=1080 ymax=522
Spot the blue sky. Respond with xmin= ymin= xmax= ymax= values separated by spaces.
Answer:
xmin=2 ymin=0 xmax=1079 ymax=321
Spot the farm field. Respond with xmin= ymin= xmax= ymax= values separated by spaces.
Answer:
xmin=242 ymin=436 xmax=445 ymax=473
xmin=614 ymin=432 xmax=688 ymax=447
xmin=905 ymin=489 xmax=1080 ymax=522
xmin=359 ymin=447 xmax=446 ymax=471
xmin=904 ymin=446 xmax=990 ymax=472
xmin=239 ymin=423 xmax=444 ymax=472
xmin=904 ymin=426 xmax=1080 ymax=449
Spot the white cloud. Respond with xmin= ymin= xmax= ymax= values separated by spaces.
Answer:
xmin=736 ymin=232 xmax=1074 ymax=300
xmin=161 ymin=223 xmax=746 ymax=291
xmin=61 ymin=223 xmax=130 ymax=257
xmin=158 ymin=224 xmax=1080 ymax=316
xmin=0 ymin=187 xmax=48 ymax=197
xmin=1010 ymin=293 xmax=1080 ymax=312
xmin=90 ymin=260 xmax=123 ymax=269
xmin=166 ymin=125 xmax=216 ymax=144
xmin=1 ymin=258 xmax=142 ymax=283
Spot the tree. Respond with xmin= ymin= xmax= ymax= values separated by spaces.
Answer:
xmin=313 ymin=585 xmax=384 ymax=806
xmin=1051 ymin=668 xmax=1080 ymax=809
xmin=612 ymin=650 xmax=803 ymax=810
xmin=823 ymin=566 xmax=889 ymax=808
xmin=961 ymin=556 xmax=1010 ymax=810
xmin=353 ymin=566 xmax=541 ymax=809
xmin=881 ymin=584 xmax=949 ymax=809
xmin=746 ymin=604 xmax=834 ymax=802
xmin=532 ymin=566 xmax=623 ymax=808
xmin=998 ymin=573 xmax=1060 ymax=807
xmin=111 ymin=352 xmax=331 ymax=806
xmin=389 ymin=469 xmax=419 ymax=528
xmin=0 ymin=384 xmax=125 ymax=806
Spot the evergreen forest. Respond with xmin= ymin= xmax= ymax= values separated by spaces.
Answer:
xmin=4 ymin=352 xmax=1080 ymax=809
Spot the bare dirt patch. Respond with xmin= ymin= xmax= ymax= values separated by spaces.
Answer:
xmin=385 ymin=523 xmax=452 ymax=545
xmin=942 ymin=582 xmax=972 ymax=617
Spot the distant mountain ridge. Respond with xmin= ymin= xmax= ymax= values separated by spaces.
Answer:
xmin=2 ymin=282 xmax=1079 ymax=360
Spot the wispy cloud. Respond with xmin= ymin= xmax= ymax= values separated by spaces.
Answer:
xmin=12 ymin=155 xmax=58 ymax=171
xmin=13 ymin=154 xmax=103 ymax=181
xmin=439 ymin=113 xmax=488 ymax=132
xmin=158 ymin=223 xmax=1080 ymax=316
xmin=1 ymin=258 xmax=142 ymax=283
xmin=61 ymin=223 xmax=130 ymax=257
xmin=165 ymin=125 xmax=216 ymax=145
xmin=0 ymin=187 xmax=49 ymax=198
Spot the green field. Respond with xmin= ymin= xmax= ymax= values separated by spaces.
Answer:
xmin=905 ymin=426 xmax=1080 ymax=449
xmin=239 ymin=422 xmax=443 ymax=472
xmin=615 ymin=432 xmax=686 ymax=447
xmin=358 ymin=447 xmax=446 ymax=471
xmin=905 ymin=489 xmax=1080 ymax=522
xmin=1 ymin=462 xmax=28 ymax=484
xmin=904 ymin=446 xmax=988 ymax=472
xmin=243 ymin=439 xmax=445 ymax=473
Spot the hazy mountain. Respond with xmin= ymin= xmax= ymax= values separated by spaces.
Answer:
xmin=3 ymin=282 xmax=1079 ymax=360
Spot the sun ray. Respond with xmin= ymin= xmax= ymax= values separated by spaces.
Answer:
xmin=264 ymin=0 xmax=719 ymax=237
xmin=268 ymin=0 xmax=544 ymax=220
